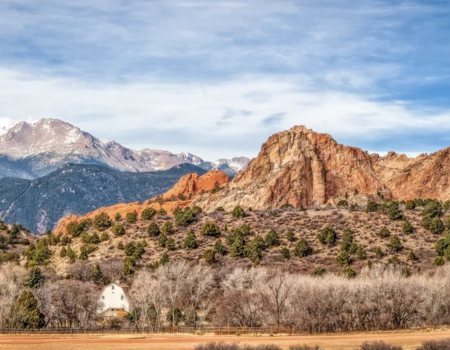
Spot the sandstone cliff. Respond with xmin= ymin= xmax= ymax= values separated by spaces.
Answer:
xmin=54 ymin=170 xmax=229 ymax=235
xmin=193 ymin=126 xmax=450 ymax=211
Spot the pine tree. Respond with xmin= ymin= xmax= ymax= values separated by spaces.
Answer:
xmin=388 ymin=235 xmax=402 ymax=252
xmin=25 ymin=267 xmax=45 ymax=289
xmin=403 ymin=219 xmax=414 ymax=234
xmin=265 ymin=230 xmax=280 ymax=247
xmin=147 ymin=222 xmax=160 ymax=237
xmin=59 ymin=247 xmax=67 ymax=258
xmin=66 ymin=246 xmax=77 ymax=263
xmin=213 ymin=239 xmax=227 ymax=255
xmin=183 ymin=230 xmax=198 ymax=249
xmin=93 ymin=264 xmax=108 ymax=285
xmin=160 ymin=252 xmax=169 ymax=265
xmin=294 ymin=239 xmax=313 ymax=258
xmin=13 ymin=291 xmax=45 ymax=329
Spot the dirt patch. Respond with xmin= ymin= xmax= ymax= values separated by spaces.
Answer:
xmin=1 ymin=329 xmax=450 ymax=350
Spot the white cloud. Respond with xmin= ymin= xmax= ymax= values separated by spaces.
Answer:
xmin=0 ymin=67 xmax=449 ymax=159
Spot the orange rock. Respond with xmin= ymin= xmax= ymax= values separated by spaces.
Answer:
xmin=54 ymin=170 xmax=230 ymax=235
xmin=193 ymin=125 xmax=450 ymax=211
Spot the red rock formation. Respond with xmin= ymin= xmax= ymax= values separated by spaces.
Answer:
xmin=54 ymin=170 xmax=229 ymax=235
xmin=193 ymin=126 xmax=450 ymax=211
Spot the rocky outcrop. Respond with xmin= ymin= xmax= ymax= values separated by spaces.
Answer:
xmin=192 ymin=126 xmax=450 ymax=211
xmin=54 ymin=170 xmax=229 ymax=235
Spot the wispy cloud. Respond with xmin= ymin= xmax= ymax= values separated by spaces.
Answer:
xmin=0 ymin=0 xmax=449 ymax=158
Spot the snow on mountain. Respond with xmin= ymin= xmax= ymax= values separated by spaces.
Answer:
xmin=0 ymin=119 xmax=250 ymax=178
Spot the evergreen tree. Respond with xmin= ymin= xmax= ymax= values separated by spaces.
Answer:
xmin=13 ymin=291 xmax=45 ymax=329
xmin=378 ymin=226 xmax=391 ymax=238
xmin=158 ymin=233 xmax=168 ymax=247
xmin=403 ymin=219 xmax=414 ymax=234
xmin=213 ymin=239 xmax=227 ymax=255
xmin=388 ymin=201 xmax=402 ymax=220
xmin=25 ymin=267 xmax=45 ymax=289
xmin=147 ymin=222 xmax=160 ymax=237
xmin=66 ymin=246 xmax=77 ymax=263
xmin=356 ymin=246 xmax=367 ymax=260
xmin=294 ymin=239 xmax=312 ymax=258
xmin=93 ymin=264 xmax=109 ymax=285
xmin=203 ymin=248 xmax=215 ymax=265
xmin=141 ymin=208 xmax=157 ymax=220
xmin=126 ymin=211 xmax=138 ymax=224
xmin=183 ymin=230 xmax=198 ymax=249
xmin=161 ymin=222 xmax=175 ymax=235
xmin=232 ymin=205 xmax=245 ymax=218
xmin=115 ymin=213 xmax=122 ymax=221
xmin=280 ymin=247 xmax=290 ymax=259
xmin=265 ymin=230 xmax=280 ymax=246
xmin=91 ymin=233 xmax=101 ymax=244
xmin=93 ymin=212 xmax=112 ymax=231
xmin=430 ymin=217 xmax=445 ymax=234
xmin=405 ymin=200 xmax=416 ymax=210
xmin=244 ymin=237 xmax=265 ymax=262
xmin=388 ymin=235 xmax=403 ymax=252
xmin=59 ymin=247 xmax=67 ymax=258
xmin=159 ymin=252 xmax=169 ymax=265
xmin=341 ymin=229 xmax=354 ymax=252
xmin=123 ymin=257 xmax=135 ymax=276
xmin=286 ymin=231 xmax=295 ymax=242
xmin=125 ymin=242 xmax=136 ymax=256
xmin=317 ymin=227 xmax=337 ymax=245
xmin=112 ymin=224 xmax=125 ymax=237
xmin=100 ymin=232 xmax=109 ymax=242
xmin=343 ymin=266 xmax=357 ymax=278
xmin=165 ymin=237 xmax=176 ymax=250
xmin=336 ymin=251 xmax=351 ymax=266
xmin=200 ymin=222 xmax=221 ymax=236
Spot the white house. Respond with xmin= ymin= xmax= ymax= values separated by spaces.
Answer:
xmin=98 ymin=281 xmax=132 ymax=318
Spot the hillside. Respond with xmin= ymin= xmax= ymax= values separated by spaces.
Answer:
xmin=0 ymin=119 xmax=250 ymax=179
xmin=193 ymin=125 xmax=450 ymax=211
xmin=42 ymin=202 xmax=447 ymax=277
xmin=0 ymin=163 xmax=207 ymax=233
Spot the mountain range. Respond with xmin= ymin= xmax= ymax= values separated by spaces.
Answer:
xmin=0 ymin=163 xmax=206 ymax=233
xmin=0 ymin=118 xmax=250 ymax=179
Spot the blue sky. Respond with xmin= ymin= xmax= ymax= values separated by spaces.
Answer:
xmin=0 ymin=0 xmax=449 ymax=159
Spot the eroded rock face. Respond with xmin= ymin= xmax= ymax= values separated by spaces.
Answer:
xmin=193 ymin=126 xmax=450 ymax=211
xmin=54 ymin=170 xmax=229 ymax=235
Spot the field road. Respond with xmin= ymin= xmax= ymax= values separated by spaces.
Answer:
xmin=1 ymin=329 xmax=450 ymax=350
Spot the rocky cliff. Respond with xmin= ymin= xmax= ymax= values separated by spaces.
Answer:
xmin=192 ymin=125 xmax=450 ymax=211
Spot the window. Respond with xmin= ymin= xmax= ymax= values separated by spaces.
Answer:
xmin=102 ymin=296 xmax=105 ymax=300
xmin=111 ymin=285 xmax=115 ymax=290
xmin=121 ymin=295 xmax=124 ymax=300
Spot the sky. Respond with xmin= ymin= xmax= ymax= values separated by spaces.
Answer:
xmin=0 ymin=0 xmax=449 ymax=160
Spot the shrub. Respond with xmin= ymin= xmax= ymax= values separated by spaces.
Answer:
xmin=215 ymin=207 xmax=225 ymax=212
xmin=402 ymin=219 xmax=414 ymax=234
xmin=93 ymin=212 xmax=111 ymax=231
xmin=158 ymin=233 xmax=168 ymax=247
xmin=435 ymin=234 xmax=450 ymax=256
xmin=147 ymin=222 xmax=160 ymax=237
xmin=336 ymin=251 xmax=351 ymax=266
xmin=286 ymin=231 xmax=295 ymax=242
xmin=160 ymin=252 xmax=169 ymax=265
xmin=311 ymin=267 xmax=326 ymax=277
xmin=422 ymin=201 xmax=442 ymax=218
xmin=422 ymin=214 xmax=434 ymax=230
xmin=125 ymin=242 xmax=136 ymax=256
xmin=341 ymin=229 xmax=354 ymax=252
xmin=359 ymin=341 xmax=402 ymax=350
xmin=229 ymin=237 xmax=245 ymax=257
xmin=434 ymin=256 xmax=445 ymax=266
xmin=405 ymin=200 xmax=416 ymax=210
xmin=192 ymin=206 xmax=203 ymax=215
xmin=123 ymin=256 xmax=135 ymax=276
xmin=100 ymin=232 xmax=109 ymax=242
xmin=317 ymin=227 xmax=336 ymax=245
xmin=444 ymin=201 xmax=450 ymax=212
xmin=66 ymin=246 xmax=77 ymax=263
xmin=183 ymin=230 xmax=198 ymax=249
xmin=194 ymin=342 xmax=239 ymax=350
xmin=356 ymin=246 xmax=367 ymax=260
xmin=112 ymin=224 xmax=125 ymax=237
xmin=366 ymin=201 xmax=380 ymax=213
xmin=445 ymin=215 xmax=450 ymax=229
xmin=280 ymin=247 xmax=290 ymax=259
xmin=378 ymin=227 xmax=390 ymax=238
xmin=244 ymin=236 xmax=265 ymax=262
xmin=289 ymin=346 xmax=322 ymax=350
xmin=214 ymin=239 xmax=227 ymax=255
xmin=90 ymin=233 xmax=100 ymax=244
xmin=157 ymin=208 xmax=167 ymax=216
xmin=201 ymin=222 xmax=221 ymax=237
xmin=141 ymin=208 xmax=157 ymax=220
xmin=60 ymin=247 xmax=67 ymax=258
xmin=203 ymin=248 xmax=216 ymax=265
xmin=294 ymin=239 xmax=312 ymax=258
xmin=343 ymin=266 xmax=356 ymax=278
xmin=408 ymin=250 xmax=418 ymax=261
xmin=161 ymin=222 xmax=175 ymax=235
xmin=417 ymin=339 xmax=450 ymax=350
xmin=126 ymin=211 xmax=138 ymax=224
xmin=337 ymin=200 xmax=348 ymax=208
xmin=265 ymin=230 xmax=280 ymax=246
xmin=67 ymin=221 xmax=84 ymax=237
xmin=232 ymin=205 xmax=245 ymax=218
xmin=115 ymin=213 xmax=121 ymax=221
xmin=388 ymin=235 xmax=402 ymax=252
xmin=175 ymin=208 xmax=197 ymax=227
xmin=165 ymin=237 xmax=176 ymax=250
xmin=118 ymin=241 xmax=124 ymax=250
xmin=388 ymin=201 xmax=402 ymax=220
xmin=429 ymin=217 xmax=445 ymax=234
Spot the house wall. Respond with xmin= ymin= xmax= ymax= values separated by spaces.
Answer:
xmin=98 ymin=283 xmax=130 ymax=314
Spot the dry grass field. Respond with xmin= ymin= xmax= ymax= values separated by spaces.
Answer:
xmin=1 ymin=329 xmax=450 ymax=350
